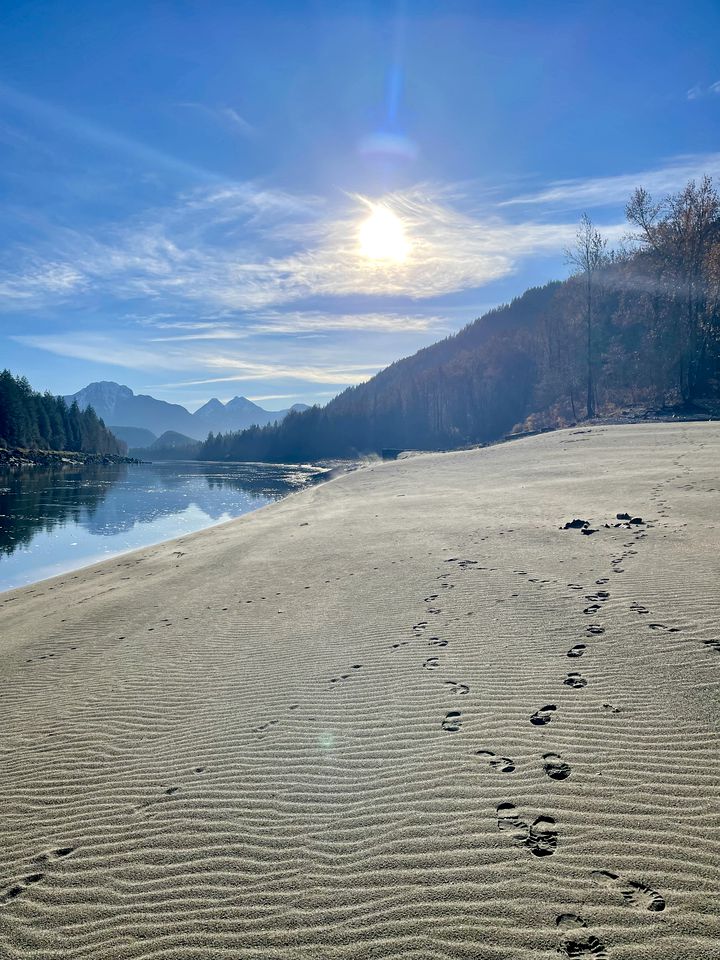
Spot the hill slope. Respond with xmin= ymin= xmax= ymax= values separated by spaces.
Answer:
xmin=199 ymin=282 xmax=562 ymax=461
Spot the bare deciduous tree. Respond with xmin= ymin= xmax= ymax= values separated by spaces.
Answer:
xmin=565 ymin=214 xmax=608 ymax=418
xmin=627 ymin=176 xmax=720 ymax=401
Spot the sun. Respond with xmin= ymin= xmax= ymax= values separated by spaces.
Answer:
xmin=358 ymin=203 xmax=410 ymax=262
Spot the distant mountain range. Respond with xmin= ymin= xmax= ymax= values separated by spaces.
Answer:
xmin=64 ymin=382 xmax=309 ymax=444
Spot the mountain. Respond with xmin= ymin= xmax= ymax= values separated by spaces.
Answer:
xmin=193 ymin=395 xmax=310 ymax=433
xmin=150 ymin=431 xmax=198 ymax=449
xmin=110 ymin=426 xmax=157 ymax=449
xmin=65 ymin=382 xmax=310 ymax=440
xmin=129 ymin=430 xmax=201 ymax=460
xmin=66 ymin=382 xmax=198 ymax=436
xmin=194 ymin=395 xmax=269 ymax=433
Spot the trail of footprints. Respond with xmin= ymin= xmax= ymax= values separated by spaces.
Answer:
xmin=407 ymin=508 xmax=671 ymax=957
xmin=6 ymin=506 xmax=695 ymax=949
xmin=0 ymin=847 xmax=75 ymax=907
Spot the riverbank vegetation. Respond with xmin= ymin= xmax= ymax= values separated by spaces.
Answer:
xmin=0 ymin=371 xmax=126 ymax=457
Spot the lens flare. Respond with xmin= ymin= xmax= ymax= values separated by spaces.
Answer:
xmin=358 ymin=204 xmax=410 ymax=263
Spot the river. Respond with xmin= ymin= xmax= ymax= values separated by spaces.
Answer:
xmin=0 ymin=460 xmax=325 ymax=593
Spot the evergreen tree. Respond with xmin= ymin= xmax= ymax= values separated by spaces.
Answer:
xmin=0 ymin=371 xmax=125 ymax=455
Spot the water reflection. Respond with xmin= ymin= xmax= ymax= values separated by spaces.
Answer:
xmin=0 ymin=460 xmax=323 ymax=591
xmin=0 ymin=463 xmax=124 ymax=556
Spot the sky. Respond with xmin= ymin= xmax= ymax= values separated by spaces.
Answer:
xmin=1 ymin=0 xmax=719 ymax=411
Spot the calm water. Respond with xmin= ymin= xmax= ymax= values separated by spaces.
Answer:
xmin=0 ymin=460 xmax=325 ymax=593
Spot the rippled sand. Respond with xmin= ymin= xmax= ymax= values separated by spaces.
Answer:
xmin=1 ymin=423 xmax=719 ymax=959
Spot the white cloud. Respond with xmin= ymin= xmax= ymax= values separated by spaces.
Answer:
xmin=502 ymin=153 xmax=720 ymax=210
xmin=11 ymin=332 xmax=388 ymax=385
xmin=150 ymin=363 xmax=380 ymax=387
xmin=0 ymin=183 xmax=596 ymax=313
xmin=687 ymin=81 xmax=720 ymax=100
xmin=178 ymin=102 xmax=256 ymax=139
xmin=11 ymin=334 xmax=189 ymax=371
xmin=145 ymin=311 xmax=445 ymax=340
xmin=0 ymin=262 xmax=85 ymax=300
xmin=4 ymin=155 xmax=717 ymax=351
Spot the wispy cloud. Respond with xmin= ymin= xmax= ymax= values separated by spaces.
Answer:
xmin=501 ymin=153 xmax=720 ymax=210
xmin=0 ymin=182 xmax=598 ymax=313
xmin=687 ymin=81 xmax=720 ymax=100
xmin=11 ymin=334 xmax=190 ymax=371
xmin=4 ymin=154 xmax=716 ymax=323
xmin=178 ymin=102 xmax=256 ymax=138
xmin=151 ymin=363 xmax=381 ymax=387
xmin=0 ymin=80 xmax=219 ymax=183
xmin=145 ymin=311 xmax=445 ymax=340
xmin=6 ymin=152 xmax=720 ymax=401
xmin=12 ymin=332 xmax=389 ymax=385
xmin=0 ymin=262 xmax=86 ymax=300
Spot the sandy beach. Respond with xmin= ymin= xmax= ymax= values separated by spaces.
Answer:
xmin=1 ymin=422 xmax=718 ymax=960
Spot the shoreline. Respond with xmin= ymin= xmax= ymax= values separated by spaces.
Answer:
xmin=1 ymin=422 xmax=718 ymax=959
xmin=0 ymin=459 xmax=339 ymax=597
xmin=0 ymin=446 xmax=142 ymax=468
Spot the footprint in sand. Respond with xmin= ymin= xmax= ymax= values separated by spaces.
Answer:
xmin=330 ymin=665 xmax=362 ymax=683
xmin=564 ymin=672 xmax=588 ymax=689
xmin=567 ymin=643 xmax=587 ymax=658
xmin=496 ymin=803 xmax=557 ymax=857
xmin=441 ymin=711 xmax=462 ymax=732
xmin=587 ymin=624 xmax=605 ymax=635
xmin=476 ymin=750 xmax=515 ymax=773
xmin=526 ymin=816 xmax=558 ymax=856
xmin=443 ymin=680 xmax=470 ymax=696
xmin=496 ymin=802 xmax=527 ymax=842
xmin=584 ymin=604 xmax=601 ymax=615
xmin=423 ymin=657 xmax=440 ymax=670
xmin=530 ymin=704 xmax=557 ymax=725
xmin=0 ymin=847 xmax=74 ymax=907
xmin=0 ymin=871 xmax=45 ymax=906
xmin=429 ymin=637 xmax=449 ymax=647
xmin=560 ymin=935 xmax=608 ymax=957
xmin=543 ymin=752 xmax=571 ymax=780
xmin=556 ymin=916 xmax=608 ymax=958
xmin=48 ymin=848 xmax=74 ymax=860
xmin=590 ymin=869 xmax=665 ymax=911
xmin=251 ymin=718 xmax=279 ymax=734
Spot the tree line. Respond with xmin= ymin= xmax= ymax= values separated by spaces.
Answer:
xmin=198 ymin=177 xmax=720 ymax=463
xmin=0 ymin=370 xmax=125 ymax=455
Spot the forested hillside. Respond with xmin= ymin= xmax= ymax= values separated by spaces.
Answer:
xmin=199 ymin=177 xmax=720 ymax=463
xmin=0 ymin=371 xmax=125 ymax=455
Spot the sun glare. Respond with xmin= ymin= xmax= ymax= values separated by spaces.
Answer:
xmin=358 ymin=204 xmax=410 ymax=263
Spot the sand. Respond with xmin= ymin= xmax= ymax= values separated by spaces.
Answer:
xmin=1 ymin=422 xmax=719 ymax=960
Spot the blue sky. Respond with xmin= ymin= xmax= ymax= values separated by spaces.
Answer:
xmin=1 ymin=0 xmax=719 ymax=410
